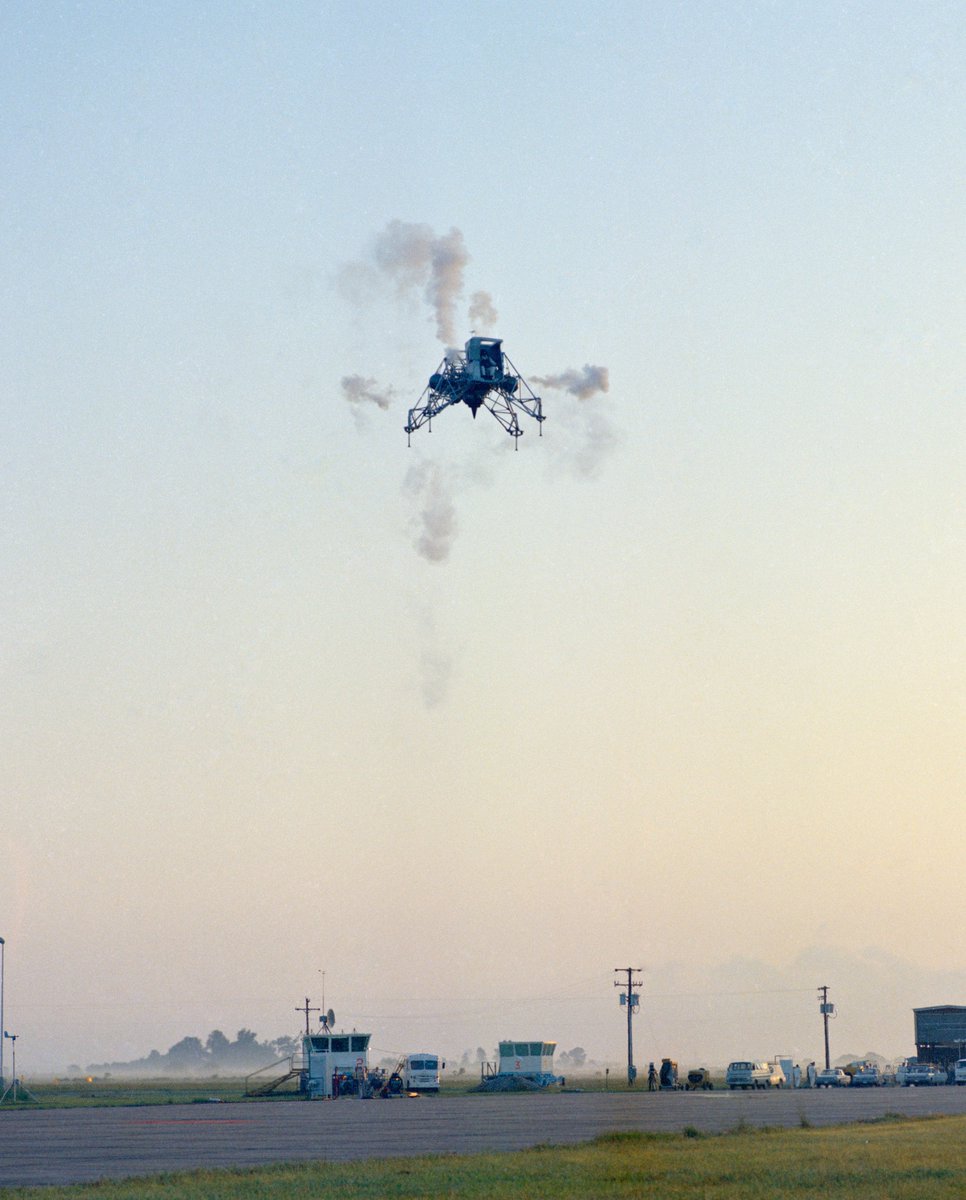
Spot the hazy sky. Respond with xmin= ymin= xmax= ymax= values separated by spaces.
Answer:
xmin=2 ymin=1 xmax=964 ymax=1075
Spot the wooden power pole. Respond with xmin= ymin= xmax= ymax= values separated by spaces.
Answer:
xmin=296 ymin=997 xmax=320 ymax=1035
xmin=614 ymin=968 xmax=642 ymax=1087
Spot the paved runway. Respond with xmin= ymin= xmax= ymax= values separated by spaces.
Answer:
xmin=2 ymin=1087 xmax=966 ymax=1188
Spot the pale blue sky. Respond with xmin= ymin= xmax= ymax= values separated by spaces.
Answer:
xmin=2 ymin=1 xmax=964 ymax=1073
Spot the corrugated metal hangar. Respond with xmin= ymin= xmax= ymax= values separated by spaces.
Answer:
xmin=914 ymin=1005 xmax=966 ymax=1070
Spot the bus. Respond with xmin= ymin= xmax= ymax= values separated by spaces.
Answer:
xmin=403 ymin=1053 xmax=442 ymax=1093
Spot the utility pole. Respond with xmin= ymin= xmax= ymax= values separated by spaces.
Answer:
xmin=296 ymin=997 xmax=320 ymax=1035
xmin=0 ymin=937 xmax=5 ymax=1092
xmin=614 ymin=968 xmax=642 ymax=1087
xmin=818 ymin=985 xmax=835 ymax=1070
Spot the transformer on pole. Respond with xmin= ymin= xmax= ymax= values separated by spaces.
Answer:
xmin=614 ymin=968 xmax=642 ymax=1087
xmin=818 ymin=984 xmax=835 ymax=1070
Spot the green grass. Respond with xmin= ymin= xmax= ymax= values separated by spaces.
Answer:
xmin=3 ymin=1114 xmax=965 ymax=1199
xmin=14 ymin=1067 xmax=719 ymax=1108
xmin=13 ymin=1071 xmax=657 ymax=1108
xmin=13 ymin=1077 xmax=253 ymax=1108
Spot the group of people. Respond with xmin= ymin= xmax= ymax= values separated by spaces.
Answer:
xmin=644 ymin=1060 xmax=821 ymax=1089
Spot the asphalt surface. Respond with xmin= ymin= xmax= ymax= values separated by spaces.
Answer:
xmin=2 ymin=1087 xmax=966 ymax=1188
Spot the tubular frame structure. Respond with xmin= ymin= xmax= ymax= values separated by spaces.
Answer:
xmin=405 ymin=349 xmax=544 ymax=446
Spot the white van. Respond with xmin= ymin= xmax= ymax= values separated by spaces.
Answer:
xmin=953 ymin=1059 xmax=966 ymax=1086
xmin=402 ymin=1053 xmax=442 ymax=1093
xmin=726 ymin=1061 xmax=773 ymax=1090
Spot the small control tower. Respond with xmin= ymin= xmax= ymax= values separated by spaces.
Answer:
xmin=498 ymin=1040 xmax=558 ymax=1080
xmin=302 ymin=1009 xmax=371 ymax=1098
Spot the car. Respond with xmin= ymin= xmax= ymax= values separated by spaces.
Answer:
xmin=848 ymin=1063 xmax=882 ymax=1087
xmin=815 ymin=1067 xmax=851 ymax=1088
xmin=725 ymin=1061 xmax=773 ymax=1090
xmin=766 ymin=1062 xmax=787 ymax=1088
xmin=899 ymin=1062 xmax=947 ymax=1086
xmin=894 ymin=1059 xmax=915 ymax=1086
xmin=954 ymin=1059 xmax=966 ymax=1086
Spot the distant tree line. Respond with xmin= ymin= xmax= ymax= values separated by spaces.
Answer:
xmin=85 ymin=1036 xmax=595 ymax=1078
xmin=85 ymin=1029 xmax=300 ymax=1076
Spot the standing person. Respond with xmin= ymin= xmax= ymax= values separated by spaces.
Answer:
xmin=806 ymin=1061 xmax=817 ymax=1088
xmin=647 ymin=1062 xmax=658 ymax=1091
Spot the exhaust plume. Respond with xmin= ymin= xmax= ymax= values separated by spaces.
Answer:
xmin=533 ymin=363 xmax=617 ymax=479
xmin=405 ymin=459 xmax=458 ymax=564
xmin=468 ymin=290 xmax=499 ymax=332
xmin=371 ymin=220 xmax=469 ymax=345
xmin=532 ymin=364 xmax=610 ymax=401
xmin=341 ymin=374 xmax=394 ymax=410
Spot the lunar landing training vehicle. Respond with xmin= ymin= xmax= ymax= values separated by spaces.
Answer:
xmin=405 ymin=336 xmax=545 ymax=445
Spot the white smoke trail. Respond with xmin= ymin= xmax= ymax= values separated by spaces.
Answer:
xmin=531 ymin=364 xmax=610 ymax=401
xmin=427 ymin=228 xmax=469 ymax=346
xmin=368 ymin=220 xmax=469 ymax=346
xmin=340 ymin=221 xmax=503 ymax=350
xmin=404 ymin=458 xmax=458 ymax=564
xmin=405 ymin=467 xmax=461 ymax=707
xmin=468 ymin=290 xmax=499 ymax=332
xmin=340 ymin=374 xmax=394 ymax=411
xmin=532 ymin=363 xmax=617 ymax=479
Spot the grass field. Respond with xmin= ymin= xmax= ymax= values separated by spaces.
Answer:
xmin=2 ymin=1114 xmax=965 ymax=1199
xmin=8 ymin=1077 xmax=254 ymax=1108
xmin=8 ymin=1071 xmax=635 ymax=1108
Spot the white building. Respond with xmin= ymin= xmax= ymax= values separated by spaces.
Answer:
xmin=498 ymin=1040 xmax=557 ymax=1077
xmin=303 ymin=1030 xmax=371 ymax=1098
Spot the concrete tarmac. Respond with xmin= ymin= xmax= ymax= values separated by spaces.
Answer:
xmin=3 ymin=1087 xmax=966 ymax=1188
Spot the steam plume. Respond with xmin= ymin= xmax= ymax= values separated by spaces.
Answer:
xmin=532 ymin=364 xmax=610 ymax=400
xmin=340 ymin=374 xmax=394 ymax=410
xmin=372 ymin=220 xmax=469 ymax=345
xmin=405 ymin=459 xmax=458 ymax=564
xmin=468 ymin=290 xmax=499 ymax=331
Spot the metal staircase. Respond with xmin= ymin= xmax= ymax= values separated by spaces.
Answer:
xmin=244 ymin=1055 xmax=303 ymax=1097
